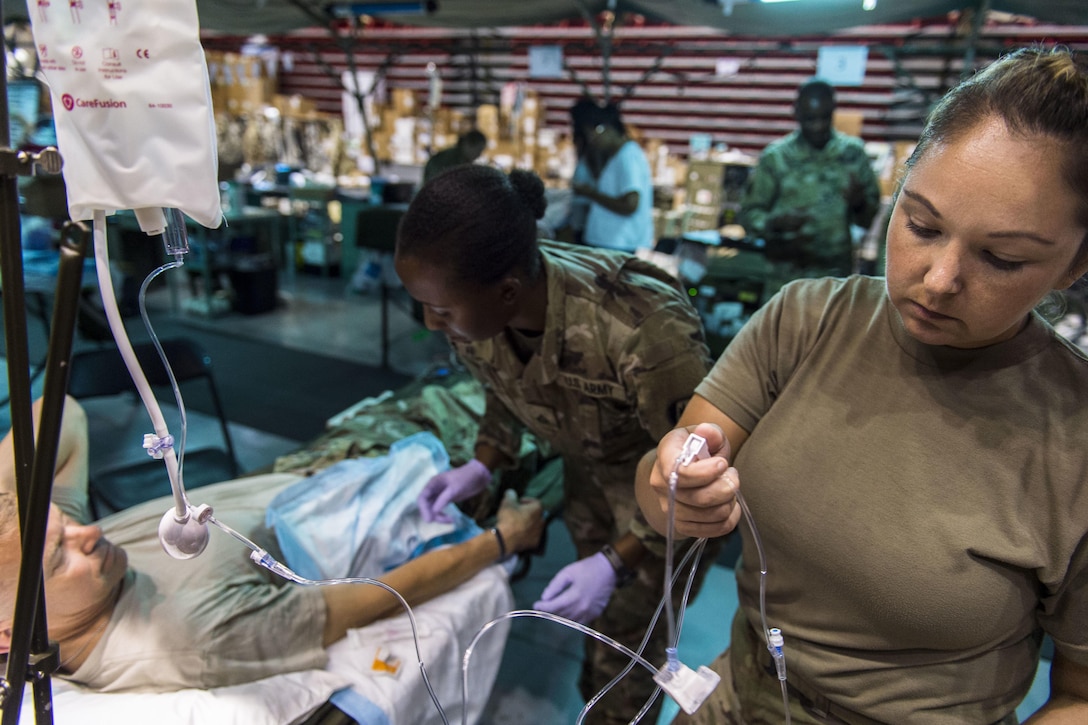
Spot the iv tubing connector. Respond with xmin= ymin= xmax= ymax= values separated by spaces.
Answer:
xmin=768 ymin=627 xmax=787 ymax=681
xmin=143 ymin=433 xmax=174 ymax=459
xmin=665 ymin=646 xmax=680 ymax=673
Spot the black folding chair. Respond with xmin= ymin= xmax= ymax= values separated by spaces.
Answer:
xmin=354 ymin=203 xmax=413 ymax=369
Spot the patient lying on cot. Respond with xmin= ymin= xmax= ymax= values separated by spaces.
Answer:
xmin=0 ymin=397 xmax=544 ymax=692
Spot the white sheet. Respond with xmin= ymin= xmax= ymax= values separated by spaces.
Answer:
xmin=19 ymin=565 xmax=513 ymax=725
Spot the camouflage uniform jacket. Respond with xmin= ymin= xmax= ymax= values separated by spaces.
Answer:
xmin=454 ymin=241 xmax=712 ymax=553
xmin=738 ymin=129 xmax=881 ymax=274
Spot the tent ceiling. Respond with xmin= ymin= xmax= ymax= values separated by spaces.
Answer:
xmin=5 ymin=0 xmax=1086 ymax=36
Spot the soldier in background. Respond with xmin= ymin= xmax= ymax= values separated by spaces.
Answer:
xmin=554 ymin=96 xmax=600 ymax=245
xmin=738 ymin=78 xmax=881 ymax=291
xmin=395 ymin=164 xmax=717 ymax=725
xmin=422 ymin=129 xmax=488 ymax=185
xmin=573 ymin=102 xmax=655 ymax=253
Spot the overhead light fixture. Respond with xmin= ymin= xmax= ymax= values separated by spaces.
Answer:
xmin=325 ymin=1 xmax=437 ymax=18
xmin=863 ymin=0 xmax=877 ymax=9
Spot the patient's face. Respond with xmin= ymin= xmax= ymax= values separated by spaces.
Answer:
xmin=395 ymin=253 xmax=516 ymax=343
xmin=41 ymin=504 xmax=128 ymax=631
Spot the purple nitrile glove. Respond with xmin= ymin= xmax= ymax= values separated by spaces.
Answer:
xmin=417 ymin=459 xmax=491 ymax=523
xmin=533 ymin=552 xmax=617 ymax=624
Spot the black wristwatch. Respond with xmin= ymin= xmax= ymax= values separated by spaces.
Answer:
xmin=600 ymin=543 xmax=637 ymax=588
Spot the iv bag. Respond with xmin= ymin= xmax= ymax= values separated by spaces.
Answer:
xmin=28 ymin=0 xmax=222 ymax=228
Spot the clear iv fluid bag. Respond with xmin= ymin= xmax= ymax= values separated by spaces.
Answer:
xmin=28 ymin=0 xmax=222 ymax=228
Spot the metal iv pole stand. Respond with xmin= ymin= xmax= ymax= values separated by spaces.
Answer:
xmin=0 ymin=6 xmax=87 ymax=722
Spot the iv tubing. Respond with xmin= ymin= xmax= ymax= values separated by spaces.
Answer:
xmin=576 ymin=537 xmax=708 ymax=725
xmin=662 ymin=433 xmax=712 ymax=671
xmin=463 ymin=610 xmax=659 ymax=725
xmin=205 ymin=515 xmax=452 ymax=725
xmin=137 ymin=264 xmax=190 ymax=483
xmin=92 ymin=210 xmax=188 ymax=518
xmin=734 ymin=486 xmax=791 ymax=724
xmin=664 ymin=433 xmax=791 ymax=724
xmin=664 ymin=460 xmax=683 ymax=670
xmin=734 ymin=489 xmax=769 ymax=644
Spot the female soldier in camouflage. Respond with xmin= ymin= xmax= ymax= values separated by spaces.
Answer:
xmin=395 ymin=164 xmax=715 ymax=724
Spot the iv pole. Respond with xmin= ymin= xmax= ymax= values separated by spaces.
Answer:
xmin=0 ymin=4 xmax=86 ymax=723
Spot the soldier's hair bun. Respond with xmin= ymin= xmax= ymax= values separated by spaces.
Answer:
xmin=509 ymin=169 xmax=547 ymax=221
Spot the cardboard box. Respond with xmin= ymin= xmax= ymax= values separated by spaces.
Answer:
xmin=867 ymin=139 xmax=917 ymax=198
xmin=379 ymin=107 xmax=398 ymax=132
xmin=432 ymin=108 xmax=453 ymax=136
xmin=833 ymin=110 xmax=864 ymax=137
xmin=476 ymin=104 xmax=499 ymax=144
xmin=370 ymin=131 xmax=391 ymax=161
xmin=391 ymin=88 xmax=416 ymax=116
xmin=272 ymin=93 xmax=317 ymax=117
xmin=888 ymin=140 xmax=916 ymax=194
xmin=225 ymin=81 xmax=274 ymax=114
xmin=208 ymin=51 xmax=276 ymax=115
xmin=211 ymin=85 xmax=230 ymax=115
xmin=449 ymin=109 xmax=468 ymax=135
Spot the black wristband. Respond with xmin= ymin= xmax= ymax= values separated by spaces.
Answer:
xmin=600 ymin=543 xmax=636 ymax=588
xmin=490 ymin=527 xmax=507 ymax=561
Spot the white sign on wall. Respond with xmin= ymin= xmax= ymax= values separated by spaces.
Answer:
xmin=528 ymin=45 xmax=564 ymax=78
xmin=816 ymin=45 xmax=869 ymax=86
